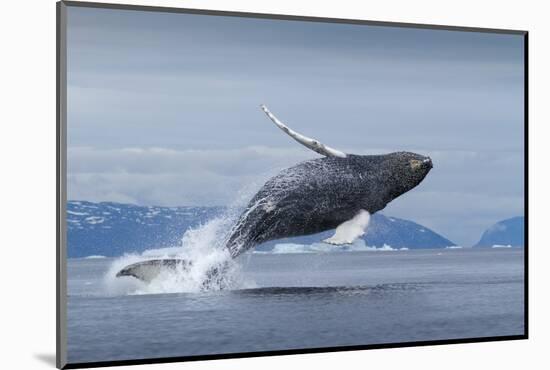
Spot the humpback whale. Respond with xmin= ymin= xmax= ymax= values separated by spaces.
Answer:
xmin=117 ymin=105 xmax=433 ymax=282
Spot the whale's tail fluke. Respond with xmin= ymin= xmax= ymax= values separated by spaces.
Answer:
xmin=116 ymin=258 xmax=230 ymax=286
xmin=116 ymin=259 xmax=190 ymax=282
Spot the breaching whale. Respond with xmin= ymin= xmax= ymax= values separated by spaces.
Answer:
xmin=117 ymin=105 xmax=433 ymax=282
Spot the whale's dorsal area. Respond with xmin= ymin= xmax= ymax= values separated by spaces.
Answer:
xmin=323 ymin=209 xmax=371 ymax=245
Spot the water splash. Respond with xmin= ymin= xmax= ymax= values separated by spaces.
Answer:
xmin=103 ymin=179 xmax=267 ymax=296
xmin=103 ymin=216 xmax=244 ymax=295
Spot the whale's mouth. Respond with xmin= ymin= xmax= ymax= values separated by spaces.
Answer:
xmin=410 ymin=156 xmax=433 ymax=171
xmin=423 ymin=157 xmax=433 ymax=169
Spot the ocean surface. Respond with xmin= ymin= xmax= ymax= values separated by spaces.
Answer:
xmin=67 ymin=248 xmax=524 ymax=364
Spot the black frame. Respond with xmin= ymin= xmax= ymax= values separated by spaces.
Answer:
xmin=56 ymin=1 xmax=529 ymax=368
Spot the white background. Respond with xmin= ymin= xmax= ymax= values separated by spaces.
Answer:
xmin=1 ymin=0 xmax=548 ymax=369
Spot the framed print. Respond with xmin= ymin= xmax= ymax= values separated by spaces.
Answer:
xmin=57 ymin=1 xmax=528 ymax=368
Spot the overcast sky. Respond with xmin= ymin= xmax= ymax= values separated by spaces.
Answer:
xmin=66 ymin=6 xmax=525 ymax=246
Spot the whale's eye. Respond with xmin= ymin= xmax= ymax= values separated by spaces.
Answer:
xmin=409 ymin=160 xmax=422 ymax=170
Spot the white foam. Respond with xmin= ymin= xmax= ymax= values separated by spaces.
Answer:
xmin=103 ymin=215 xmax=250 ymax=295
xmin=103 ymin=190 xmax=260 ymax=295
xmin=67 ymin=210 xmax=88 ymax=216
xmin=84 ymin=255 xmax=106 ymax=259
xmin=85 ymin=216 xmax=104 ymax=224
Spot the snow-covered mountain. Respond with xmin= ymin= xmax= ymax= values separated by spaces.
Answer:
xmin=67 ymin=201 xmax=223 ymax=258
xmin=67 ymin=201 xmax=456 ymax=258
xmin=473 ymin=216 xmax=524 ymax=248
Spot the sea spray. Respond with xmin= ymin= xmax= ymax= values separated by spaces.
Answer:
xmin=103 ymin=177 xmax=269 ymax=295
xmin=103 ymin=215 xmax=245 ymax=295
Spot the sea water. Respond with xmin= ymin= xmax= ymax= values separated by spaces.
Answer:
xmin=67 ymin=248 xmax=524 ymax=364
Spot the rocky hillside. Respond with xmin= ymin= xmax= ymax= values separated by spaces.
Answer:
xmin=473 ymin=216 xmax=524 ymax=248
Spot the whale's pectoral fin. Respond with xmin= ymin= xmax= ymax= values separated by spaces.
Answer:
xmin=116 ymin=259 xmax=190 ymax=282
xmin=323 ymin=210 xmax=371 ymax=245
xmin=260 ymin=104 xmax=347 ymax=158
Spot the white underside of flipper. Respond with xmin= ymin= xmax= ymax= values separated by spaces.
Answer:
xmin=323 ymin=209 xmax=371 ymax=245
xmin=260 ymin=104 xmax=347 ymax=158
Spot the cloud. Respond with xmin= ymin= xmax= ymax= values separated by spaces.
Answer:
xmin=67 ymin=146 xmax=315 ymax=206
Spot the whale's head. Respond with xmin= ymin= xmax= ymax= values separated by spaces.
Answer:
xmin=380 ymin=151 xmax=432 ymax=199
